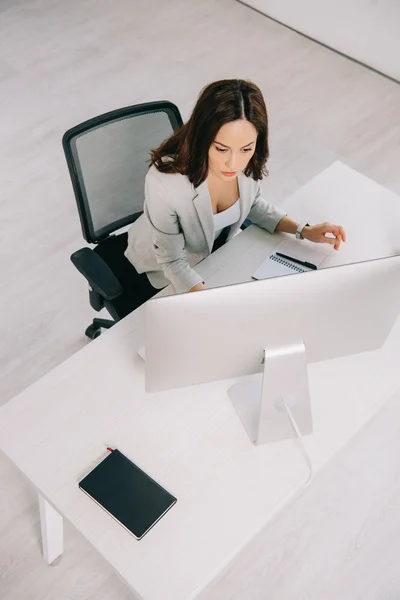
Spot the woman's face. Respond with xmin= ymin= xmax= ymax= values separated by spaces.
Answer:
xmin=208 ymin=119 xmax=258 ymax=182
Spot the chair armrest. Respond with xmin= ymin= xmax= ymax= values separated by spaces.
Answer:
xmin=70 ymin=248 xmax=123 ymax=300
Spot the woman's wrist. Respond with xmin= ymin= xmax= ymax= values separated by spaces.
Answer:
xmin=276 ymin=216 xmax=298 ymax=235
xmin=275 ymin=217 xmax=313 ymax=239
xmin=301 ymin=225 xmax=312 ymax=240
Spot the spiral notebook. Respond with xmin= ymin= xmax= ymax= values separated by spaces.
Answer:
xmin=252 ymin=239 xmax=327 ymax=280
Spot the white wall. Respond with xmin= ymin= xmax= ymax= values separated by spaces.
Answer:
xmin=242 ymin=0 xmax=400 ymax=82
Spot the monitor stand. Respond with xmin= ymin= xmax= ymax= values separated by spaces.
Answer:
xmin=228 ymin=342 xmax=313 ymax=445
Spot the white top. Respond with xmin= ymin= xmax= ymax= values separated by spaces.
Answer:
xmin=213 ymin=198 xmax=241 ymax=239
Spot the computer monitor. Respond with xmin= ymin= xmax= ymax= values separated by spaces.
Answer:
xmin=144 ymin=255 xmax=400 ymax=444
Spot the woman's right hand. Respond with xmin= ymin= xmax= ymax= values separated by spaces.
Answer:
xmin=188 ymin=282 xmax=206 ymax=292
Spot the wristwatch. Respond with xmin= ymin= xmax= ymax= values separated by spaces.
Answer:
xmin=295 ymin=221 xmax=310 ymax=240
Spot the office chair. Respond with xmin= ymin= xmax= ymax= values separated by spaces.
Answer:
xmin=63 ymin=101 xmax=184 ymax=340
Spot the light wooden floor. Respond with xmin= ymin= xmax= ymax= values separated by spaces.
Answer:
xmin=1 ymin=0 xmax=400 ymax=598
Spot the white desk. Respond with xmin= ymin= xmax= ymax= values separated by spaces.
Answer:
xmin=1 ymin=162 xmax=400 ymax=600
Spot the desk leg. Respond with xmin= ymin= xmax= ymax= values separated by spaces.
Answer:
xmin=38 ymin=494 xmax=64 ymax=564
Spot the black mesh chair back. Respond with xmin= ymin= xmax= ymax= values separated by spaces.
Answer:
xmin=63 ymin=101 xmax=183 ymax=243
xmin=63 ymin=101 xmax=183 ymax=339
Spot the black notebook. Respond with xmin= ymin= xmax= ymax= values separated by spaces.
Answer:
xmin=79 ymin=449 xmax=177 ymax=540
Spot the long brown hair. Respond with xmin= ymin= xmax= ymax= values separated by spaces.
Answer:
xmin=150 ymin=79 xmax=269 ymax=188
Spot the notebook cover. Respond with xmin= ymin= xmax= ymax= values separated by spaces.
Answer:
xmin=79 ymin=449 xmax=177 ymax=540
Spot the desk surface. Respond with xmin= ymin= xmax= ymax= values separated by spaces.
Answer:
xmin=1 ymin=161 xmax=400 ymax=600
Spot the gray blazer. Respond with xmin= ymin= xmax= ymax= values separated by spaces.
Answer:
xmin=124 ymin=166 xmax=287 ymax=293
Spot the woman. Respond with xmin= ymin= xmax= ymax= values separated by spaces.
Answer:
xmin=125 ymin=79 xmax=346 ymax=299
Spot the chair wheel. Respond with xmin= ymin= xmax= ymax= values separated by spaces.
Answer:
xmin=85 ymin=325 xmax=102 ymax=340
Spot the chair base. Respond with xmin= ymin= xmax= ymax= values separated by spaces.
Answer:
xmin=85 ymin=318 xmax=115 ymax=340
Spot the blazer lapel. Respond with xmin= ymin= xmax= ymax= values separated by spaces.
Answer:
xmin=192 ymin=180 xmax=215 ymax=253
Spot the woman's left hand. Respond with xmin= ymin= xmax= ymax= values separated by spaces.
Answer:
xmin=303 ymin=222 xmax=347 ymax=251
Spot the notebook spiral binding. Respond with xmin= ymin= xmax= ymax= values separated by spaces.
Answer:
xmin=270 ymin=254 xmax=305 ymax=273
